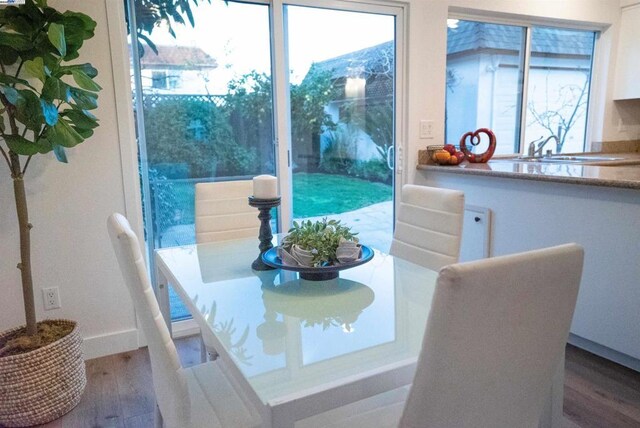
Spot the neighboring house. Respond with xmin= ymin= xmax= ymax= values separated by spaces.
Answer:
xmin=311 ymin=41 xmax=395 ymax=163
xmin=132 ymin=45 xmax=218 ymax=94
xmin=446 ymin=21 xmax=594 ymax=153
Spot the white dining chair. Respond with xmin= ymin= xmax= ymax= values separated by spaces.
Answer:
xmin=299 ymin=243 xmax=584 ymax=428
xmin=195 ymin=180 xmax=260 ymax=244
xmin=108 ymin=213 xmax=262 ymax=428
xmin=389 ymin=184 xmax=464 ymax=271
xmin=195 ymin=180 xmax=262 ymax=361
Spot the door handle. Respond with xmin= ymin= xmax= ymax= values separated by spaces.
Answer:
xmin=387 ymin=145 xmax=394 ymax=170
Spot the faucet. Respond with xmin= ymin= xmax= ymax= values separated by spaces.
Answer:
xmin=527 ymin=135 xmax=559 ymax=158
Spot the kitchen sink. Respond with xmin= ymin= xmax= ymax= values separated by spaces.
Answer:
xmin=494 ymin=155 xmax=628 ymax=164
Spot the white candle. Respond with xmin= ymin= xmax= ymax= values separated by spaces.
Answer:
xmin=253 ymin=175 xmax=278 ymax=199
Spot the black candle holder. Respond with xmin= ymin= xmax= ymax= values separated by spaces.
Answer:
xmin=248 ymin=196 xmax=281 ymax=271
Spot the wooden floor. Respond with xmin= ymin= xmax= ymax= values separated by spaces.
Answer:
xmin=34 ymin=339 xmax=640 ymax=428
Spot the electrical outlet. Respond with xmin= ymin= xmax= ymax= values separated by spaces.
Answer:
xmin=419 ymin=120 xmax=434 ymax=139
xmin=42 ymin=287 xmax=61 ymax=311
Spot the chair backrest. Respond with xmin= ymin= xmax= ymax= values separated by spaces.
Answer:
xmin=390 ymin=184 xmax=464 ymax=271
xmin=107 ymin=213 xmax=190 ymax=425
xmin=195 ymin=180 xmax=259 ymax=244
xmin=399 ymin=243 xmax=584 ymax=428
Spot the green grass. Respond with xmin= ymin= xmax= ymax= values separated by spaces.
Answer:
xmin=293 ymin=173 xmax=392 ymax=218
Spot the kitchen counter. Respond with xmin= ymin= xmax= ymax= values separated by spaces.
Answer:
xmin=416 ymin=153 xmax=640 ymax=190
xmin=415 ymin=160 xmax=640 ymax=370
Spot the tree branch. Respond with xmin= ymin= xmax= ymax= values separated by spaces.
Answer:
xmin=0 ymin=144 xmax=11 ymax=170
xmin=22 ymin=155 xmax=33 ymax=175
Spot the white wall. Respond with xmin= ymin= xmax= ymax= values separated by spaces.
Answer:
xmin=402 ymin=0 xmax=626 ymax=186
xmin=0 ymin=0 xmax=628 ymax=359
xmin=0 ymin=0 xmax=141 ymax=359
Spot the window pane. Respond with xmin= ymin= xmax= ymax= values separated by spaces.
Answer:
xmin=285 ymin=6 xmax=396 ymax=252
xmin=524 ymin=27 xmax=596 ymax=154
xmin=129 ymin=1 xmax=274 ymax=320
xmin=446 ymin=20 xmax=526 ymax=154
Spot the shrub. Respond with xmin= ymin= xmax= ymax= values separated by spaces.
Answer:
xmin=143 ymin=96 xmax=258 ymax=178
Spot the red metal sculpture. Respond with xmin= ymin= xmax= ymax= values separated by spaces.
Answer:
xmin=459 ymin=128 xmax=497 ymax=163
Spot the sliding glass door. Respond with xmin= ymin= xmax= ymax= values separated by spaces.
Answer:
xmin=128 ymin=1 xmax=276 ymax=320
xmin=283 ymin=5 xmax=397 ymax=252
xmin=127 ymin=0 xmax=403 ymax=321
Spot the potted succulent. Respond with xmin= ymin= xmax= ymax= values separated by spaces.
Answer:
xmin=0 ymin=1 xmax=100 ymax=425
xmin=280 ymin=218 xmax=360 ymax=267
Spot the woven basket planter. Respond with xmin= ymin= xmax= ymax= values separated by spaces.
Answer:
xmin=0 ymin=319 xmax=86 ymax=427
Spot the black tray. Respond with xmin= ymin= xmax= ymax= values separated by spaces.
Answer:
xmin=261 ymin=245 xmax=374 ymax=281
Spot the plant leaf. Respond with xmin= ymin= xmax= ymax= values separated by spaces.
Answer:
xmin=14 ymin=89 xmax=44 ymax=131
xmin=70 ymin=69 xmax=101 ymax=91
xmin=40 ymin=99 xmax=58 ymax=126
xmin=62 ymin=108 xmax=98 ymax=129
xmin=52 ymin=144 xmax=68 ymax=163
xmin=48 ymin=22 xmax=67 ymax=57
xmin=42 ymin=77 xmax=70 ymax=102
xmin=57 ymin=63 xmax=98 ymax=78
xmin=0 ymin=47 xmax=19 ymax=66
xmin=0 ymin=33 xmax=32 ymax=51
xmin=23 ymin=58 xmax=47 ymax=82
xmin=0 ymin=74 xmax=32 ymax=88
xmin=4 ymin=135 xmax=41 ymax=155
xmin=72 ymin=127 xmax=93 ymax=139
xmin=2 ymin=86 xmax=20 ymax=105
xmin=69 ymin=86 xmax=98 ymax=110
xmin=47 ymin=118 xmax=84 ymax=148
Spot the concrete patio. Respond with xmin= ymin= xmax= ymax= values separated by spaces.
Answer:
xmin=160 ymin=200 xmax=394 ymax=253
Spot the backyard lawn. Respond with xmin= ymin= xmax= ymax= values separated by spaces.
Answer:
xmin=162 ymin=172 xmax=392 ymax=320
xmin=292 ymin=173 xmax=392 ymax=218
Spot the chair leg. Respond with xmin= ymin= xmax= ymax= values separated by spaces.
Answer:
xmin=199 ymin=334 xmax=219 ymax=362
xmin=200 ymin=334 xmax=208 ymax=362
xmin=154 ymin=404 xmax=163 ymax=428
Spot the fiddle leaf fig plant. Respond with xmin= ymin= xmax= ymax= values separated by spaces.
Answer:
xmin=0 ymin=0 xmax=100 ymax=340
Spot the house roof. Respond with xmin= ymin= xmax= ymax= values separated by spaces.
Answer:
xmin=447 ymin=21 xmax=595 ymax=57
xmin=312 ymin=23 xmax=594 ymax=82
xmin=312 ymin=41 xmax=394 ymax=81
xmin=138 ymin=45 xmax=218 ymax=70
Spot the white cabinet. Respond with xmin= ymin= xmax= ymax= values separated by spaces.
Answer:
xmin=416 ymin=170 xmax=640 ymax=368
xmin=614 ymin=5 xmax=640 ymax=100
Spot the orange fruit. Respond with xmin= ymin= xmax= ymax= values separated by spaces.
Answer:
xmin=434 ymin=150 xmax=451 ymax=164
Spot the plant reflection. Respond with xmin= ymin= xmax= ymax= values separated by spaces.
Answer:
xmin=256 ymin=274 xmax=375 ymax=354
xmin=193 ymin=295 xmax=253 ymax=365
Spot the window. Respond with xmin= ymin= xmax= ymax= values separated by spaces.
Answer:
xmin=151 ymin=71 xmax=167 ymax=89
xmin=127 ymin=0 xmax=403 ymax=323
xmin=446 ymin=19 xmax=596 ymax=155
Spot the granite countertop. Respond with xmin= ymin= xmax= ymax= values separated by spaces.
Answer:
xmin=416 ymin=153 xmax=640 ymax=190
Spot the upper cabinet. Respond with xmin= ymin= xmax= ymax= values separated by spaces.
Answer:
xmin=614 ymin=4 xmax=640 ymax=100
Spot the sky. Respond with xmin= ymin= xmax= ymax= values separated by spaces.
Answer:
xmin=147 ymin=1 xmax=395 ymax=92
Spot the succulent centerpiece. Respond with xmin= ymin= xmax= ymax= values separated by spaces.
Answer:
xmin=279 ymin=218 xmax=361 ymax=267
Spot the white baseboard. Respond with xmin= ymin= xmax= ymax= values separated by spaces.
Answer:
xmin=569 ymin=333 xmax=640 ymax=372
xmin=82 ymin=320 xmax=200 ymax=360
xmin=171 ymin=318 xmax=201 ymax=339
xmin=82 ymin=328 xmax=139 ymax=360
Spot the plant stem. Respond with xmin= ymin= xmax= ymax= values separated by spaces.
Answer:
xmin=11 ymin=153 xmax=37 ymax=336
xmin=2 ymin=88 xmax=37 ymax=336
xmin=0 ymin=145 xmax=10 ymax=169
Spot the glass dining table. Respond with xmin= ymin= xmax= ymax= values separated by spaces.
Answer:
xmin=154 ymin=237 xmax=563 ymax=428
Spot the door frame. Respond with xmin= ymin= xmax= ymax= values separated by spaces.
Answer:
xmin=269 ymin=0 xmax=408 ymax=232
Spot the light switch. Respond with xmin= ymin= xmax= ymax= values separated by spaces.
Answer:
xmin=419 ymin=120 xmax=434 ymax=139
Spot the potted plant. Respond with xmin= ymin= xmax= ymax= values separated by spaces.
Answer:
xmin=280 ymin=218 xmax=360 ymax=267
xmin=0 ymin=0 xmax=100 ymax=425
